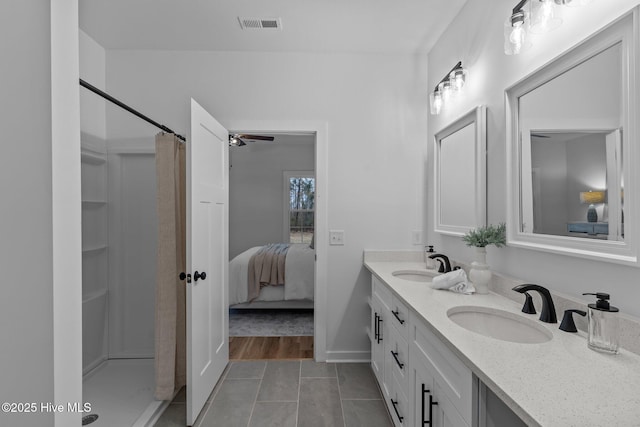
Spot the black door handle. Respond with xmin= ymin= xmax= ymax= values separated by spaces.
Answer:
xmin=179 ymin=272 xmax=191 ymax=283
xmin=194 ymin=271 xmax=206 ymax=282
xmin=377 ymin=315 xmax=383 ymax=343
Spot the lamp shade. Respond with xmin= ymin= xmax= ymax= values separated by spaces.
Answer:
xmin=580 ymin=190 xmax=606 ymax=204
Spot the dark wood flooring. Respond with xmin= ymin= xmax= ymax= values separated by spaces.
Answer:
xmin=229 ymin=336 xmax=313 ymax=360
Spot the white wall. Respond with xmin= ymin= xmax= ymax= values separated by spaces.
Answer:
xmin=0 ymin=3 xmax=53 ymax=426
xmin=1 ymin=2 xmax=82 ymax=426
xmin=107 ymin=139 xmax=157 ymax=358
xmin=229 ymin=137 xmax=315 ymax=259
xmin=79 ymin=30 xmax=109 ymax=373
xmin=426 ymin=0 xmax=640 ymax=317
xmin=104 ymin=50 xmax=426 ymax=358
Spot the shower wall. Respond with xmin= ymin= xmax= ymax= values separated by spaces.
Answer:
xmin=81 ymin=30 xmax=157 ymax=369
xmin=80 ymin=30 xmax=109 ymax=374
xmin=107 ymin=138 xmax=157 ymax=358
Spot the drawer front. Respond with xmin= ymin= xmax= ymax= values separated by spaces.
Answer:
xmin=390 ymin=295 xmax=409 ymax=339
xmin=388 ymin=373 xmax=410 ymax=427
xmin=373 ymin=275 xmax=393 ymax=308
xmin=410 ymin=313 xmax=473 ymax=426
xmin=389 ymin=332 xmax=409 ymax=397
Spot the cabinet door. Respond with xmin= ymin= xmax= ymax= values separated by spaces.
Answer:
xmin=412 ymin=352 xmax=436 ymax=427
xmin=432 ymin=380 xmax=467 ymax=427
xmin=411 ymin=347 xmax=469 ymax=427
xmin=371 ymin=294 xmax=390 ymax=398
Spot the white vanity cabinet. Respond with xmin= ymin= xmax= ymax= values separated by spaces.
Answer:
xmin=410 ymin=311 xmax=473 ymax=427
xmin=370 ymin=275 xmax=474 ymax=427
xmin=371 ymin=278 xmax=390 ymax=397
xmin=371 ymin=276 xmax=412 ymax=426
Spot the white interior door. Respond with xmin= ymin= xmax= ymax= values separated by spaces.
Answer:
xmin=186 ymin=98 xmax=229 ymax=425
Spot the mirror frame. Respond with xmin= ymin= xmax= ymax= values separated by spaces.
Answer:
xmin=434 ymin=105 xmax=487 ymax=236
xmin=505 ymin=8 xmax=639 ymax=266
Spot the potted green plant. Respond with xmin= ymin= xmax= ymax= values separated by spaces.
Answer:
xmin=462 ymin=223 xmax=506 ymax=294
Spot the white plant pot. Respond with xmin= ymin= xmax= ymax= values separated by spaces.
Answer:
xmin=469 ymin=247 xmax=491 ymax=294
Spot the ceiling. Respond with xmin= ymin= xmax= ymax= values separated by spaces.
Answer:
xmin=79 ymin=0 xmax=467 ymax=54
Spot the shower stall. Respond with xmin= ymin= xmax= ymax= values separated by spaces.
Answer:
xmin=80 ymin=133 xmax=169 ymax=426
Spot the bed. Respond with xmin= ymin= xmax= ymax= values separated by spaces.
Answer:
xmin=229 ymin=243 xmax=315 ymax=309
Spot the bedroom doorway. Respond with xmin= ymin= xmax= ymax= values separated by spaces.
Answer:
xmin=227 ymin=130 xmax=319 ymax=360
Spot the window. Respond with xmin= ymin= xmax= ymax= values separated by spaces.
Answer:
xmin=284 ymin=171 xmax=315 ymax=244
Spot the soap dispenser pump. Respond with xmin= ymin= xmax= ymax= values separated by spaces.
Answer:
xmin=582 ymin=292 xmax=619 ymax=354
xmin=425 ymin=246 xmax=436 ymax=270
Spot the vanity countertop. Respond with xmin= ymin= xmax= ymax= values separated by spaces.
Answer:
xmin=364 ymin=259 xmax=640 ymax=427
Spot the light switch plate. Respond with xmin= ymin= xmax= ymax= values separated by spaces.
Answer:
xmin=329 ymin=230 xmax=345 ymax=245
xmin=411 ymin=230 xmax=422 ymax=245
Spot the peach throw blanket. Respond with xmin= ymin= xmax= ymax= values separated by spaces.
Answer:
xmin=247 ymin=243 xmax=290 ymax=301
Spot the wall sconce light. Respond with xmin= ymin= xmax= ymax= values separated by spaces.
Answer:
xmin=504 ymin=0 xmax=594 ymax=55
xmin=429 ymin=61 xmax=467 ymax=115
xmin=580 ymin=190 xmax=606 ymax=222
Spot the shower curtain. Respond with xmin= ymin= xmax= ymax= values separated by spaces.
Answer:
xmin=154 ymin=133 xmax=186 ymax=400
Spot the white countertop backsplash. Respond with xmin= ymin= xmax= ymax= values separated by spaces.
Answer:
xmin=364 ymin=250 xmax=640 ymax=427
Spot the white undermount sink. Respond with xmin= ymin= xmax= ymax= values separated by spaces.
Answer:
xmin=447 ymin=306 xmax=553 ymax=344
xmin=392 ymin=270 xmax=438 ymax=282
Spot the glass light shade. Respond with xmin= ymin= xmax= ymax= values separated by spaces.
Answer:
xmin=430 ymin=91 xmax=443 ymax=115
xmin=565 ymin=0 xmax=595 ymax=6
xmin=449 ymin=68 xmax=467 ymax=91
xmin=530 ymin=0 xmax=563 ymax=34
xmin=439 ymin=80 xmax=452 ymax=103
xmin=580 ymin=190 xmax=606 ymax=204
xmin=504 ymin=12 xmax=532 ymax=55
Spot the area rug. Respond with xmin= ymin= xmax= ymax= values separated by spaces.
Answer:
xmin=229 ymin=309 xmax=314 ymax=337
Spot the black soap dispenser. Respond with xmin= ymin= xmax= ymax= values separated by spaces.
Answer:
xmin=425 ymin=245 xmax=436 ymax=270
xmin=582 ymin=292 xmax=619 ymax=354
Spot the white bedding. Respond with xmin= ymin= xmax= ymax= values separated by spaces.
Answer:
xmin=228 ymin=243 xmax=315 ymax=305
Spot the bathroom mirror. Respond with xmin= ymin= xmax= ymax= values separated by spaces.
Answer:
xmin=434 ymin=106 xmax=486 ymax=236
xmin=506 ymin=8 xmax=639 ymax=265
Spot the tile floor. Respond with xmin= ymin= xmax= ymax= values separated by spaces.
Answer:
xmin=154 ymin=361 xmax=393 ymax=427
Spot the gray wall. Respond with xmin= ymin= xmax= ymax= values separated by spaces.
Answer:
xmin=229 ymin=136 xmax=315 ymax=259
xmin=0 ymin=2 xmax=54 ymax=425
xmin=102 ymin=49 xmax=426 ymax=359
xmin=426 ymin=0 xmax=640 ymax=317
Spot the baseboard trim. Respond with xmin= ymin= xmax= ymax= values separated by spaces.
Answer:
xmin=325 ymin=350 xmax=371 ymax=363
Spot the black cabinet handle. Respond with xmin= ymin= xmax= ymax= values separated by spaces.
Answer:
xmin=374 ymin=313 xmax=379 ymax=341
xmin=392 ymin=310 xmax=405 ymax=325
xmin=194 ymin=271 xmax=206 ymax=282
xmin=390 ymin=350 xmax=404 ymax=369
xmin=377 ymin=315 xmax=383 ymax=343
xmin=179 ymin=272 xmax=191 ymax=283
xmin=390 ymin=399 xmax=404 ymax=423
xmin=422 ymin=384 xmax=430 ymax=425
xmin=429 ymin=394 xmax=438 ymax=425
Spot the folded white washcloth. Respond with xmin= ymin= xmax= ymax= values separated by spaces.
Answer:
xmin=430 ymin=269 xmax=476 ymax=294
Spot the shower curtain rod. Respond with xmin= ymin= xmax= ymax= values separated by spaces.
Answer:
xmin=79 ymin=79 xmax=186 ymax=142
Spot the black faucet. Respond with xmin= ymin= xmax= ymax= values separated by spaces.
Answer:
xmin=512 ymin=284 xmax=557 ymax=323
xmin=428 ymin=253 xmax=452 ymax=273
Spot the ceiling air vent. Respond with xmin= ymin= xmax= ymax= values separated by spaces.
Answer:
xmin=238 ymin=17 xmax=282 ymax=30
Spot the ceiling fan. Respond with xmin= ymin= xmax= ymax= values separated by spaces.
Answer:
xmin=228 ymin=133 xmax=274 ymax=147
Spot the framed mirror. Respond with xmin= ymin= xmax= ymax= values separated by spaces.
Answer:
xmin=506 ymin=8 xmax=639 ymax=265
xmin=434 ymin=106 xmax=486 ymax=236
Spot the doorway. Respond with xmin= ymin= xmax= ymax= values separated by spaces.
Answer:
xmin=228 ymin=132 xmax=316 ymax=359
xmin=224 ymin=121 xmax=328 ymax=362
